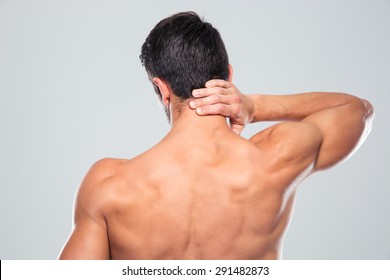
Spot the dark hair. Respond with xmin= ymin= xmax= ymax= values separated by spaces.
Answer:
xmin=140 ymin=11 xmax=229 ymax=100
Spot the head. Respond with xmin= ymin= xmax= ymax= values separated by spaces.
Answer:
xmin=140 ymin=11 xmax=230 ymax=121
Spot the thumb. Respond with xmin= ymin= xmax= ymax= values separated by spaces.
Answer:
xmin=230 ymin=122 xmax=244 ymax=136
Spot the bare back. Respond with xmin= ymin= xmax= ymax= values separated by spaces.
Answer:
xmin=59 ymin=84 xmax=372 ymax=260
xmin=103 ymin=126 xmax=310 ymax=260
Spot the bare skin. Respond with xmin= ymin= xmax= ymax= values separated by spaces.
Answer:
xmin=59 ymin=79 xmax=373 ymax=260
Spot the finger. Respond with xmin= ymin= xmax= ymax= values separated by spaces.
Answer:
xmin=189 ymin=94 xmax=233 ymax=109
xmin=195 ymin=103 xmax=235 ymax=117
xmin=231 ymin=125 xmax=243 ymax=136
xmin=230 ymin=121 xmax=244 ymax=136
xmin=205 ymin=79 xmax=232 ymax=89
xmin=192 ymin=86 xmax=228 ymax=98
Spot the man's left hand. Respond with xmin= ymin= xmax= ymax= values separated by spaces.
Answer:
xmin=189 ymin=80 xmax=253 ymax=135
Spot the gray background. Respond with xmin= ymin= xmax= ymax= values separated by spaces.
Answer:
xmin=0 ymin=0 xmax=389 ymax=259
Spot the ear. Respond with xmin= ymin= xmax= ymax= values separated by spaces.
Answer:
xmin=152 ymin=77 xmax=172 ymax=106
xmin=228 ymin=64 xmax=233 ymax=82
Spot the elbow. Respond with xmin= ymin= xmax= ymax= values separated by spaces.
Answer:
xmin=358 ymin=98 xmax=374 ymax=139
xmin=357 ymin=98 xmax=375 ymax=128
xmin=349 ymin=96 xmax=374 ymax=122
xmin=343 ymin=93 xmax=373 ymax=117
xmin=362 ymin=99 xmax=374 ymax=120
xmin=347 ymin=97 xmax=374 ymax=136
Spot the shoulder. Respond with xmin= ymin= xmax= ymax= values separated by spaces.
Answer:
xmin=75 ymin=158 xmax=129 ymax=217
xmin=81 ymin=158 xmax=126 ymax=189
xmin=86 ymin=157 xmax=124 ymax=179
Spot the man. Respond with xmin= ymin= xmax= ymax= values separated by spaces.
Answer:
xmin=59 ymin=12 xmax=374 ymax=259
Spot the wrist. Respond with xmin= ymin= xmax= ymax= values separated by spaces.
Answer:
xmin=247 ymin=94 xmax=258 ymax=123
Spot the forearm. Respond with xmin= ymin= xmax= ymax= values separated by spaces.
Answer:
xmin=248 ymin=92 xmax=364 ymax=123
xmin=248 ymin=91 xmax=374 ymax=170
xmin=190 ymin=80 xmax=372 ymax=137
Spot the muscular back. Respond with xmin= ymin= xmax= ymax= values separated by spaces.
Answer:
xmin=100 ymin=124 xmax=317 ymax=260
xmin=59 ymin=85 xmax=372 ymax=260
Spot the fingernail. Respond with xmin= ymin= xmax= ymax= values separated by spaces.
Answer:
xmin=189 ymin=101 xmax=196 ymax=108
xmin=196 ymin=107 xmax=202 ymax=114
xmin=192 ymin=90 xmax=199 ymax=97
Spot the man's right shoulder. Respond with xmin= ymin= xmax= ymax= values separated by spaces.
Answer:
xmin=76 ymin=157 xmax=135 ymax=213
xmin=87 ymin=157 xmax=126 ymax=180
xmin=79 ymin=157 xmax=136 ymax=193
xmin=87 ymin=155 xmax=150 ymax=181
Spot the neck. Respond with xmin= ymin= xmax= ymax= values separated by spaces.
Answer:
xmin=168 ymin=100 xmax=231 ymax=136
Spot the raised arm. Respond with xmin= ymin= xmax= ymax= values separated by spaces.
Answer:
xmin=59 ymin=160 xmax=112 ymax=260
xmin=190 ymin=80 xmax=374 ymax=171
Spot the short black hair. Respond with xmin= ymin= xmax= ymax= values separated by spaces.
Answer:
xmin=140 ymin=11 xmax=229 ymax=100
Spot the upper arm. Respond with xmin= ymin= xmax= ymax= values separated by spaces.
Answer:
xmin=59 ymin=159 xmax=115 ymax=260
xmin=59 ymin=216 xmax=110 ymax=260
xmin=250 ymin=98 xmax=373 ymax=175
xmin=302 ymin=98 xmax=374 ymax=171
xmin=250 ymin=121 xmax=323 ymax=175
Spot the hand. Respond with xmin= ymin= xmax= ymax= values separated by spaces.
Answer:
xmin=189 ymin=80 xmax=254 ymax=135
